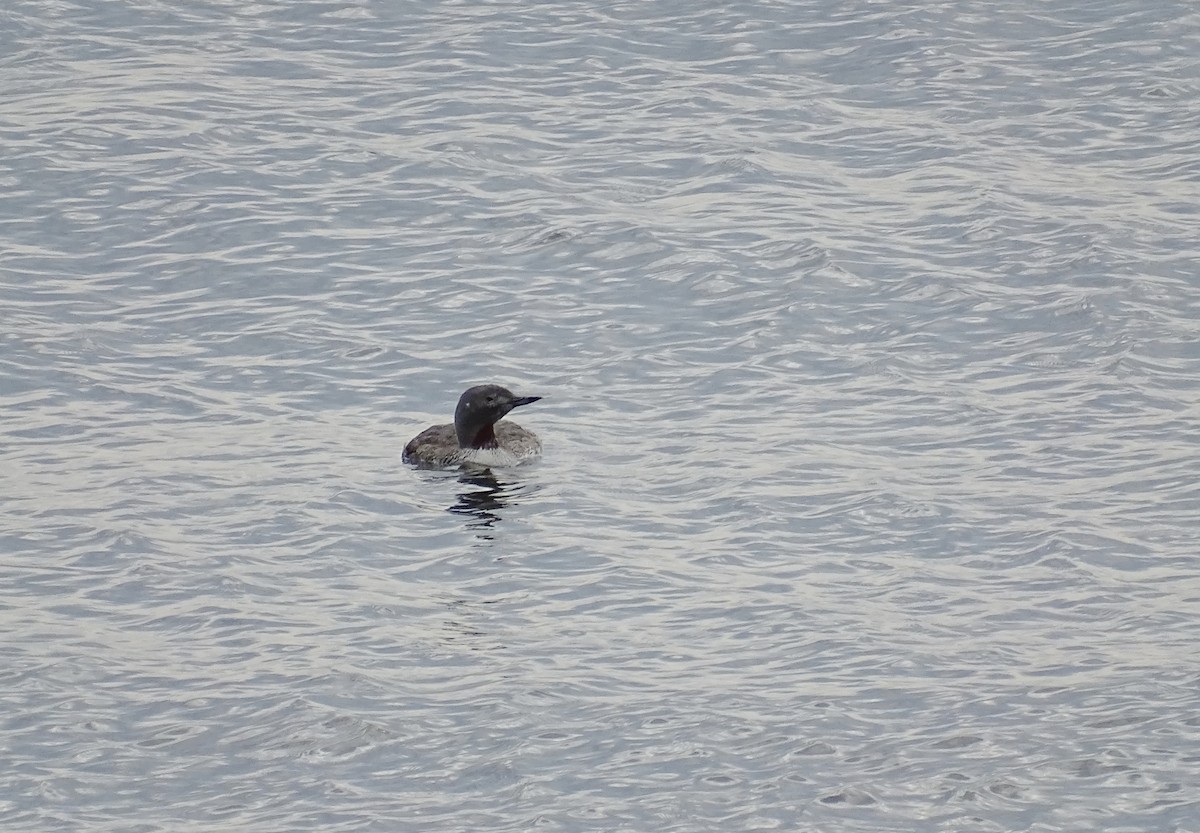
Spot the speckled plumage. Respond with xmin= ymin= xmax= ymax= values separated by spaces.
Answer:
xmin=403 ymin=421 xmax=541 ymax=468
xmin=402 ymin=384 xmax=542 ymax=468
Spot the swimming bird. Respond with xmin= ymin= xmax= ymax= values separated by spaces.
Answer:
xmin=402 ymin=384 xmax=542 ymax=468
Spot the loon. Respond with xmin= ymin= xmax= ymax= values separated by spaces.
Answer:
xmin=402 ymin=384 xmax=542 ymax=468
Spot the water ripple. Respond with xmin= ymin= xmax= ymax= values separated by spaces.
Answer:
xmin=3 ymin=0 xmax=1200 ymax=830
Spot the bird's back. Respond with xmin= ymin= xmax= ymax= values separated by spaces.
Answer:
xmin=402 ymin=421 xmax=541 ymax=468
xmin=492 ymin=421 xmax=541 ymax=459
xmin=402 ymin=423 xmax=459 ymax=466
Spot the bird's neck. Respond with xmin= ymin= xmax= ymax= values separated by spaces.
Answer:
xmin=468 ymin=422 xmax=497 ymax=449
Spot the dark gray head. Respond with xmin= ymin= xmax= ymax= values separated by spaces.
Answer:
xmin=453 ymin=384 xmax=541 ymax=448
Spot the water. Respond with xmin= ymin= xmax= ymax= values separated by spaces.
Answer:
xmin=3 ymin=0 xmax=1199 ymax=830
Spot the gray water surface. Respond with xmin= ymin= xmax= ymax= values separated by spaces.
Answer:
xmin=3 ymin=0 xmax=1200 ymax=830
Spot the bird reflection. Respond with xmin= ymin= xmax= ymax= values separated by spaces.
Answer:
xmin=448 ymin=468 xmax=528 ymax=536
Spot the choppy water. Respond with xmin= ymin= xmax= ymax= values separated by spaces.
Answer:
xmin=3 ymin=0 xmax=1200 ymax=830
